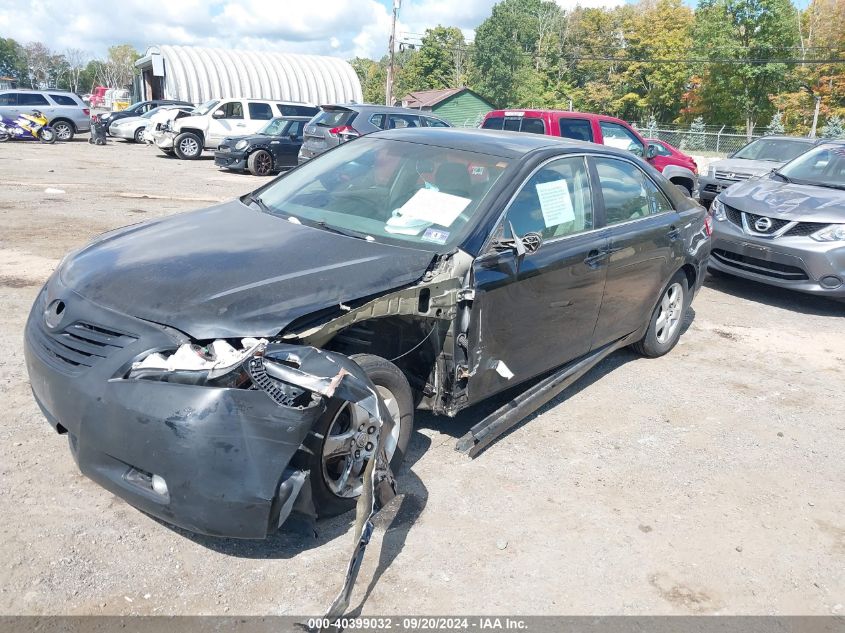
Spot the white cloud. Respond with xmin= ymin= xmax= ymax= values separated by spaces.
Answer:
xmin=0 ymin=0 xmax=626 ymax=62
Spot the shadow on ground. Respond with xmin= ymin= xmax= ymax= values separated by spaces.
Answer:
xmin=704 ymin=271 xmax=843 ymax=317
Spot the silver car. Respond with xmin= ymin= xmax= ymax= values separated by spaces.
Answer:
xmin=109 ymin=105 xmax=193 ymax=143
xmin=709 ymin=142 xmax=845 ymax=299
xmin=0 ymin=89 xmax=90 ymax=141
xmin=699 ymin=135 xmax=817 ymax=204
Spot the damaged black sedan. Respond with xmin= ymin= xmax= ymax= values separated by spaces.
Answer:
xmin=24 ymin=128 xmax=711 ymax=539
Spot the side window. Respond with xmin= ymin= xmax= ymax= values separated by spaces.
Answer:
xmin=652 ymin=142 xmax=672 ymax=156
xmin=248 ymin=102 xmax=273 ymax=120
xmin=481 ymin=116 xmax=503 ymax=130
xmin=49 ymin=94 xmax=78 ymax=106
xmin=502 ymin=117 xmax=521 ymax=131
xmin=0 ymin=93 xmax=17 ymax=106
xmin=424 ymin=117 xmax=449 ymax=128
xmin=220 ymin=101 xmax=244 ymax=119
xmin=386 ymin=114 xmax=421 ymax=129
xmin=369 ymin=113 xmax=385 ymax=129
xmin=559 ymin=118 xmax=593 ymax=142
xmin=503 ymin=157 xmax=594 ymax=240
xmin=19 ymin=93 xmax=49 ymax=106
xmin=289 ymin=121 xmax=304 ymax=138
xmin=599 ymin=121 xmax=644 ymax=157
xmin=593 ymin=157 xmax=673 ymax=225
xmin=520 ymin=118 xmax=546 ymax=134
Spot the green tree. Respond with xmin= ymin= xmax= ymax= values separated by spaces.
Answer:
xmin=350 ymin=56 xmax=386 ymax=104
xmin=0 ymin=37 xmax=26 ymax=80
xmin=693 ymin=0 xmax=799 ymax=137
xmin=686 ymin=115 xmax=707 ymax=149
xmin=765 ymin=111 xmax=785 ymax=134
xmin=821 ymin=115 xmax=845 ymax=138
xmin=401 ymin=26 xmax=469 ymax=92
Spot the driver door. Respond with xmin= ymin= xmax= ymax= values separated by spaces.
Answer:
xmin=466 ymin=155 xmax=610 ymax=403
xmin=207 ymin=100 xmax=246 ymax=145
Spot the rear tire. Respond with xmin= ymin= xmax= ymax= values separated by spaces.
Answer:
xmin=173 ymin=132 xmax=202 ymax=159
xmin=247 ymin=149 xmax=274 ymax=176
xmin=631 ymin=270 xmax=689 ymax=358
xmin=307 ymin=353 xmax=414 ymax=518
xmin=51 ymin=120 xmax=74 ymax=141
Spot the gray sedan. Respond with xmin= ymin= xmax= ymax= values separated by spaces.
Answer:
xmin=709 ymin=142 xmax=845 ymax=298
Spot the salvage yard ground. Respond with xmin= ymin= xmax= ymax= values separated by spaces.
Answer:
xmin=0 ymin=140 xmax=843 ymax=616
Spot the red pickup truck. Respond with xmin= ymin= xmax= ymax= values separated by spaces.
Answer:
xmin=481 ymin=109 xmax=698 ymax=197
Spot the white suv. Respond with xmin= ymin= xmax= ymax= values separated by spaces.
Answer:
xmin=157 ymin=98 xmax=318 ymax=159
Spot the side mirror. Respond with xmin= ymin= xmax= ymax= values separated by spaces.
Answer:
xmin=646 ymin=143 xmax=658 ymax=160
xmin=290 ymin=133 xmax=298 ymax=141
xmin=212 ymin=109 xmax=225 ymax=119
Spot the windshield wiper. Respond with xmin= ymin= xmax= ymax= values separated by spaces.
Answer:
xmin=245 ymin=193 xmax=272 ymax=213
xmin=314 ymin=220 xmax=370 ymax=240
xmin=773 ymin=170 xmax=791 ymax=183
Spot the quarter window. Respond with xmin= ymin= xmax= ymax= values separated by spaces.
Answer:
xmin=559 ymin=118 xmax=593 ymax=142
xmin=503 ymin=157 xmax=594 ymax=240
xmin=386 ymin=114 xmax=421 ymax=129
xmin=593 ymin=157 xmax=673 ymax=225
xmin=0 ymin=93 xmax=16 ymax=106
xmin=49 ymin=94 xmax=78 ymax=106
xmin=18 ymin=93 xmax=49 ymax=106
xmin=481 ymin=116 xmax=503 ymax=130
xmin=424 ymin=117 xmax=449 ymax=127
xmin=248 ymin=102 xmax=273 ymax=120
xmin=599 ymin=121 xmax=644 ymax=156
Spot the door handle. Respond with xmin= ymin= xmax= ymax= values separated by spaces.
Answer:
xmin=667 ymin=226 xmax=681 ymax=240
xmin=584 ymin=249 xmax=607 ymax=268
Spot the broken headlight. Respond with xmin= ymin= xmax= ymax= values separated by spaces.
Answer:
xmin=127 ymin=338 xmax=268 ymax=387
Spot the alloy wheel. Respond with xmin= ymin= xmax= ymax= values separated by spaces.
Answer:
xmin=655 ymin=282 xmax=683 ymax=344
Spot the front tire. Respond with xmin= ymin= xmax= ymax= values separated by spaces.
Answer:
xmin=51 ymin=120 xmax=74 ymax=141
xmin=173 ymin=132 xmax=202 ymax=159
xmin=247 ymin=149 xmax=274 ymax=176
xmin=631 ymin=271 xmax=689 ymax=358
xmin=38 ymin=127 xmax=57 ymax=144
xmin=308 ymin=353 xmax=414 ymax=518
xmin=133 ymin=127 xmax=146 ymax=143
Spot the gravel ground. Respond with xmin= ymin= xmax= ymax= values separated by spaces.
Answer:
xmin=0 ymin=139 xmax=843 ymax=617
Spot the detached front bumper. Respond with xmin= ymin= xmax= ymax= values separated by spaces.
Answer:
xmin=22 ymin=274 xmax=399 ymax=538
xmin=709 ymin=222 xmax=845 ymax=298
xmin=214 ymin=149 xmax=247 ymax=171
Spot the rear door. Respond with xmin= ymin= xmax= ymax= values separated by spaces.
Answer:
xmin=246 ymin=102 xmax=274 ymax=134
xmin=467 ymin=155 xmax=609 ymax=402
xmin=589 ymin=156 xmax=682 ymax=349
xmin=0 ymin=92 xmax=18 ymax=118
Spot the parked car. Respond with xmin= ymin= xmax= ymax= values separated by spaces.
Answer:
xmin=646 ymin=138 xmax=699 ymax=195
xmin=108 ymin=105 xmax=194 ymax=143
xmin=143 ymin=106 xmax=196 ymax=145
xmin=214 ymin=116 xmax=310 ymax=176
xmin=158 ymin=99 xmax=318 ymax=160
xmin=709 ymin=142 xmax=845 ymax=298
xmin=481 ymin=109 xmax=698 ymax=197
xmin=24 ymin=127 xmax=710 ymax=539
xmin=99 ymin=99 xmax=193 ymax=131
xmin=698 ymin=135 xmax=818 ymax=204
xmin=0 ymin=89 xmax=90 ymax=141
xmin=298 ymin=104 xmax=450 ymax=163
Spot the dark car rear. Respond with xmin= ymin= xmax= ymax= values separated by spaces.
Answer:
xmin=298 ymin=104 xmax=450 ymax=163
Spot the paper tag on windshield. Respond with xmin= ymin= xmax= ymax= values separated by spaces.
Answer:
xmin=421 ymin=228 xmax=449 ymax=244
xmin=394 ymin=187 xmax=471 ymax=227
xmin=535 ymin=180 xmax=575 ymax=227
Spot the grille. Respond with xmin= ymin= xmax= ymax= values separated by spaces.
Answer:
xmin=703 ymin=184 xmax=719 ymax=193
xmin=743 ymin=212 xmax=790 ymax=235
xmin=32 ymin=319 xmax=137 ymax=372
xmin=725 ymin=204 xmax=743 ymax=227
xmin=784 ymin=221 xmax=830 ymax=237
xmin=715 ymin=171 xmax=752 ymax=182
xmin=712 ymin=249 xmax=808 ymax=280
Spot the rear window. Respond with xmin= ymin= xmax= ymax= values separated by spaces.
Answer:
xmin=482 ymin=116 xmax=503 ymax=130
xmin=521 ymin=118 xmax=545 ymax=134
xmin=279 ymin=104 xmax=320 ymax=117
xmin=49 ymin=94 xmax=78 ymax=106
xmin=19 ymin=93 xmax=49 ymax=106
xmin=314 ymin=109 xmax=355 ymax=127
xmin=248 ymin=102 xmax=273 ymax=120
xmin=424 ymin=117 xmax=449 ymax=128
xmin=0 ymin=93 xmax=15 ymax=106
xmin=559 ymin=118 xmax=593 ymax=142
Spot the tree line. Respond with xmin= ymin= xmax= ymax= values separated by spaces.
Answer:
xmin=0 ymin=39 xmax=140 ymax=95
xmin=351 ymin=0 xmax=845 ymax=136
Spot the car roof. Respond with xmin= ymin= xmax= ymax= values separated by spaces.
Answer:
xmin=321 ymin=103 xmax=442 ymax=116
xmin=485 ymin=108 xmax=632 ymax=124
xmin=272 ymin=116 xmax=312 ymax=121
xmin=0 ymin=88 xmax=77 ymax=94
xmin=756 ymin=135 xmax=817 ymax=143
xmin=371 ymin=127 xmax=617 ymax=158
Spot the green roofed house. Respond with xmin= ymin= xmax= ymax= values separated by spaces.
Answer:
xmin=398 ymin=87 xmax=495 ymax=128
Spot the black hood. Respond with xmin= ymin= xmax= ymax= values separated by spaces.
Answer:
xmin=61 ymin=201 xmax=436 ymax=339
xmin=220 ymin=133 xmax=275 ymax=147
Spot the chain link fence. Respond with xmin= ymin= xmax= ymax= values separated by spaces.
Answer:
xmin=632 ymin=121 xmax=761 ymax=155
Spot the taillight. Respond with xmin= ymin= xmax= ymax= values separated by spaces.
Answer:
xmin=328 ymin=125 xmax=359 ymax=139
xmin=83 ymin=108 xmax=90 ymax=116
xmin=704 ymin=214 xmax=713 ymax=236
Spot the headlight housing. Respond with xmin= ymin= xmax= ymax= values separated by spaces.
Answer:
xmin=710 ymin=197 xmax=726 ymax=221
xmin=812 ymin=224 xmax=845 ymax=242
xmin=235 ymin=139 xmax=249 ymax=151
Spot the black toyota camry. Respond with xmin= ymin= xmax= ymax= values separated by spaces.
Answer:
xmin=25 ymin=128 xmax=711 ymax=539
xmin=214 ymin=116 xmax=311 ymax=176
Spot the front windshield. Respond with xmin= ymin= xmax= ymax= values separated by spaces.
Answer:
xmin=260 ymin=118 xmax=289 ymax=136
xmin=778 ymin=145 xmax=845 ymax=189
xmin=141 ymin=107 xmax=162 ymax=119
xmin=194 ymin=100 xmax=219 ymax=116
xmin=257 ymin=137 xmax=511 ymax=249
xmin=733 ymin=138 xmax=811 ymax=162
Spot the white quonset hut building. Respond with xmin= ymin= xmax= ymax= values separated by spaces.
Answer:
xmin=134 ymin=45 xmax=362 ymax=105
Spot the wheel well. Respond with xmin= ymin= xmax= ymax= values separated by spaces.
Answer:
xmin=681 ymin=263 xmax=697 ymax=290
xmin=670 ymin=176 xmax=694 ymax=193
xmin=50 ymin=117 xmax=75 ymax=131
xmin=178 ymin=128 xmax=205 ymax=145
xmin=323 ymin=316 xmax=443 ymax=396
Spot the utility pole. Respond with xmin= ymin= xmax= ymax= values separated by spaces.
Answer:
xmin=809 ymin=96 xmax=821 ymax=138
xmin=385 ymin=0 xmax=401 ymax=107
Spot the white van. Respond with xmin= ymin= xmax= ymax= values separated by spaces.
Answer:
xmin=156 ymin=98 xmax=318 ymax=159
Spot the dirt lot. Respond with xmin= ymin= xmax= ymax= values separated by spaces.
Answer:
xmin=0 ymin=139 xmax=843 ymax=618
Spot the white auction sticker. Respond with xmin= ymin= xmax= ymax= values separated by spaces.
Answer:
xmin=393 ymin=187 xmax=471 ymax=228
xmin=535 ymin=179 xmax=575 ymax=227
